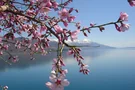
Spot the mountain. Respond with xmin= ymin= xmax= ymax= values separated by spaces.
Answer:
xmin=2 ymin=38 xmax=115 ymax=53
xmin=49 ymin=38 xmax=115 ymax=49
xmin=119 ymin=47 xmax=135 ymax=49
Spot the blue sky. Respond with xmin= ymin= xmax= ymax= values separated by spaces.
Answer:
xmin=2 ymin=0 xmax=134 ymax=47
xmin=68 ymin=0 xmax=135 ymax=47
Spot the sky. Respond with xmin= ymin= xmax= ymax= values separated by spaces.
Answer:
xmin=1 ymin=0 xmax=134 ymax=48
xmin=67 ymin=0 xmax=135 ymax=47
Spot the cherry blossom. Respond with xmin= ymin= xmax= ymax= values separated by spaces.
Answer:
xmin=46 ymin=70 xmax=70 ymax=90
xmin=58 ymin=8 xmax=70 ymax=19
xmin=80 ymin=64 xmax=90 ymax=75
xmin=3 ymin=86 xmax=8 ymax=90
xmin=128 ymin=0 xmax=135 ymax=6
xmin=70 ymin=30 xmax=80 ymax=41
xmin=67 ymin=16 xmax=76 ymax=22
xmin=67 ymin=49 xmax=74 ymax=55
xmin=0 ymin=51 xmax=3 ymax=55
xmin=12 ymin=56 xmax=19 ymax=63
xmin=3 ymin=45 xmax=9 ymax=50
xmin=115 ymin=23 xmax=121 ymax=32
xmin=119 ymin=12 xmax=128 ymax=21
xmin=120 ymin=23 xmax=130 ymax=32
xmin=115 ymin=23 xmax=130 ymax=32
xmin=61 ymin=69 xmax=68 ymax=76
xmin=62 ymin=20 xmax=68 ymax=27
xmin=0 ymin=0 xmax=133 ymax=90
xmin=39 ymin=7 xmax=51 ymax=14
xmin=52 ymin=58 xmax=60 ymax=70
xmin=54 ymin=25 xmax=63 ymax=34
xmin=40 ymin=26 xmax=47 ymax=33
xmin=52 ymin=1 xmax=58 ymax=9
xmin=90 ymin=23 xmax=96 ymax=27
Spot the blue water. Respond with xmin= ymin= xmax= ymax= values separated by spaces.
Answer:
xmin=0 ymin=49 xmax=135 ymax=90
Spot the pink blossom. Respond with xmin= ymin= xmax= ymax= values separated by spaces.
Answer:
xmin=46 ymin=71 xmax=70 ymax=90
xmin=60 ymin=59 xmax=65 ymax=66
xmin=17 ymin=15 xmax=27 ymax=22
xmin=80 ymin=64 xmax=89 ymax=70
xmin=52 ymin=57 xmax=65 ymax=69
xmin=83 ymin=32 xmax=88 ymax=37
xmin=40 ymin=26 xmax=47 ymax=33
xmin=54 ymin=25 xmax=63 ymax=34
xmin=52 ymin=1 xmax=58 ymax=8
xmin=26 ymin=9 xmax=35 ymax=16
xmin=119 ymin=12 xmax=128 ymax=21
xmin=61 ymin=69 xmax=68 ymax=76
xmin=120 ymin=23 xmax=130 ymax=32
xmin=3 ymin=86 xmax=8 ymax=90
xmin=67 ymin=16 xmax=75 ymax=22
xmin=38 ymin=0 xmax=51 ymax=7
xmin=90 ymin=23 xmax=95 ymax=27
xmin=33 ymin=43 xmax=39 ymax=51
xmin=62 ymin=20 xmax=68 ymax=27
xmin=21 ymin=24 xmax=28 ymax=31
xmin=0 ymin=51 xmax=3 ymax=55
xmin=52 ymin=58 xmax=60 ymax=70
xmin=3 ymin=45 xmax=9 ymax=50
xmin=41 ymin=49 xmax=47 ymax=56
xmin=32 ymin=31 xmax=41 ymax=39
xmin=15 ymin=41 xmax=22 ymax=49
xmin=46 ymin=1 xmax=52 ymax=7
xmin=76 ymin=22 xmax=81 ymax=29
xmin=58 ymin=8 xmax=69 ymax=19
xmin=67 ymin=50 xmax=73 ymax=55
xmin=115 ymin=23 xmax=129 ymax=32
xmin=128 ymin=0 xmax=135 ymax=6
xmin=70 ymin=30 xmax=80 ymax=41
xmin=12 ymin=56 xmax=19 ymax=63
xmin=29 ymin=0 xmax=35 ymax=4
xmin=80 ymin=64 xmax=90 ymax=75
xmin=99 ymin=26 xmax=105 ymax=32
xmin=69 ymin=8 xmax=73 ymax=13
xmin=114 ymin=23 xmax=121 ymax=32
xmin=58 ymin=36 xmax=62 ymax=44
xmin=39 ymin=7 xmax=51 ymax=14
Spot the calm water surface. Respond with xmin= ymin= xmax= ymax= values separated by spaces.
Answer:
xmin=0 ymin=48 xmax=135 ymax=90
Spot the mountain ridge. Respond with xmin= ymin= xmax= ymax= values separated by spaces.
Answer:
xmin=2 ymin=37 xmax=115 ymax=53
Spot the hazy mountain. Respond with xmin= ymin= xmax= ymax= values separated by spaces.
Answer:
xmin=119 ymin=47 xmax=135 ymax=49
xmin=2 ymin=38 xmax=115 ymax=53
xmin=49 ymin=38 xmax=115 ymax=49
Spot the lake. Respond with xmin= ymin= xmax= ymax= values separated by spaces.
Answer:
xmin=0 ymin=48 xmax=135 ymax=90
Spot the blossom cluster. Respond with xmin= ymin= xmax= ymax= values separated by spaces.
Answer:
xmin=46 ymin=70 xmax=70 ymax=90
xmin=128 ymin=0 xmax=135 ymax=6
xmin=114 ymin=12 xmax=130 ymax=32
xmin=67 ymin=47 xmax=90 ymax=74
xmin=0 ymin=0 xmax=134 ymax=90
xmin=0 ymin=85 xmax=8 ymax=90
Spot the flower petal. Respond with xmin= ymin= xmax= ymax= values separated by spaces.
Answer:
xmin=49 ymin=75 xmax=56 ymax=82
xmin=46 ymin=82 xmax=54 ymax=89
xmin=61 ymin=79 xmax=70 ymax=86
